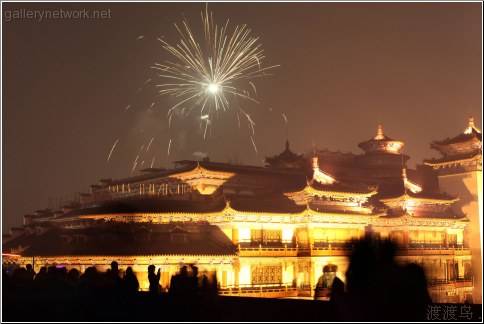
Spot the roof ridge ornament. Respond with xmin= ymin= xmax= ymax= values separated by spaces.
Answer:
xmin=374 ymin=123 xmax=385 ymax=140
xmin=311 ymin=156 xmax=336 ymax=185
xmin=402 ymin=167 xmax=422 ymax=194
xmin=464 ymin=115 xmax=481 ymax=134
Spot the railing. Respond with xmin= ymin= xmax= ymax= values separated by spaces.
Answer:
xmin=238 ymin=243 xmax=469 ymax=257
xmin=427 ymin=278 xmax=473 ymax=288
xmin=313 ymin=240 xmax=351 ymax=247
xmin=310 ymin=246 xmax=353 ymax=257
xmin=408 ymin=243 xmax=464 ymax=248
xmin=238 ymin=246 xmax=298 ymax=257
xmin=395 ymin=247 xmax=471 ymax=256
xmin=219 ymin=283 xmax=297 ymax=298
xmin=454 ymin=279 xmax=474 ymax=288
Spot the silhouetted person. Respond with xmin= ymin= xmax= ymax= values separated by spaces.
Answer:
xmin=106 ymin=261 xmax=122 ymax=293
xmin=109 ymin=261 xmax=120 ymax=279
xmin=57 ymin=266 xmax=68 ymax=280
xmin=189 ymin=265 xmax=200 ymax=298
xmin=122 ymin=267 xmax=139 ymax=296
xmin=67 ymin=268 xmax=80 ymax=283
xmin=25 ymin=264 xmax=36 ymax=280
xmin=201 ymin=273 xmax=210 ymax=296
xmin=329 ymin=276 xmax=346 ymax=320
xmin=464 ymin=293 xmax=474 ymax=304
xmin=34 ymin=266 xmax=48 ymax=288
xmin=3 ymin=269 xmax=13 ymax=290
xmin=329 ymin=277 xmax=345 ymax=300
xmin=199 ymin=271 xmax=218 ymax=304
xmin=79 ymin=266 xmax=99 ymax=300
xmin=47 ymin=265 xmax=58 ymax=284
xmin=315 ymin=265 xmax=338 ymax=300
xmin=148 ymin=265 xmax=160 ymax=296
xmin=343 ymin=239 xmax=431 ymax=321
xmin=169 ymin=266 xmax=185 ymax=299
xmin=399 ymin=263 xmax=432 ymax=321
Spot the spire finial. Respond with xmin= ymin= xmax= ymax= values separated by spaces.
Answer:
xmin=464 ymin=115 xmax=477 ymax=134
xmin=377 ymin=123 xmax=383 ymax=135
xmin=402 ymin=154 xmax=407 ymax=195
xmin=285 ymin=140 xmax=290 ymax=151
xmin=469 ymin=116 xmax=475 ymax=128
xmin=311 ymin=155 xmax=319 ymax=171
xmin=374 ymin=113 xmax=384 ymax=139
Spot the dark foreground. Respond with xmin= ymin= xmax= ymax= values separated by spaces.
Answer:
xmin=3 ymin=288 xmax=482 ymax=322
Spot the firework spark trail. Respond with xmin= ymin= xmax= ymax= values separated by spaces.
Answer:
xmin=138 ymin=145 xmax=145 ymax=154
xmin=250 ymin=136 xmax=258 ymax=154
xmin=140 ymin=160 xmax=145 ymax=169
xmin=152 ymin=8 xmax=279 ymax=137
xmin=282 ymin=113 xmax=289 ymax=139
xmin=125 ymin=105 xmax=131 ymax=111
xmin=137 ymin=35 xmax=144 ymax=40
xmin=151 ymin=157 xmax=155 ymax=168
xmin=146 ymin=138 xmax=155 ymax=152
xmin=249 ymin=82 xmax=257 ymax=95
xmin=247 ymin=115 xmax=255 ymax=136
xmin=131 ymin=161 xmax=138 ymax=174
xmin=237 ymin=107 xmax=255 ymax=135
xmin=203 ymin=119 xmax=210 ymax=139
xmin=167 ymin=139 xmax=172 ymax=158
xmin=148 ymin=102 xmax=155 ymax=113
xmin=107 ymin=139 xmax=119 ymax=162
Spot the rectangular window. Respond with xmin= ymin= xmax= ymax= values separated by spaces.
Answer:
xmin=251 ymin=265 xmax=282 ymax=285
xmin=250 ymin=229 xmax=281 ymax=244
xmin=251 ymin=229 xmax=262 ymax=243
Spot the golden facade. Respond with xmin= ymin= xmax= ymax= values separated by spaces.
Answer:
xmin=3 ymin=120 xmax=481 ymax=303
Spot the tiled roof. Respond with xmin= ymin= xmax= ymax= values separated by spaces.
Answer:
xmin=310 ymin=181 xmax=376 ymax=195
xmin=3 ymin=222 xmax=237 ymax=257
xmin=431 ymin=128 xmax=482 ymax=147
xmin=57 ymin=198 xmax=228 ymax=218
xmin=229 ymin=196 xmax=306 ymax=213
xmin=424 ymin=152 xmax=481 ymax=165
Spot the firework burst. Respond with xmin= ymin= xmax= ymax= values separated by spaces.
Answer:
xmin=152 ymin=8 xmax=278 ymax=139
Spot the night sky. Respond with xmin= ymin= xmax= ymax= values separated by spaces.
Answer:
xmin=2 ymin=2 xmax=482 ymax=233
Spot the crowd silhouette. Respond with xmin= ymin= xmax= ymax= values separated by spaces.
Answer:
xmin=2 ymin=260 xmax=220 ymax=321
xmin=3 ymin=239 xmax=471 ymax=321
xmin=327 ymin=238 xmax=432 ymax=321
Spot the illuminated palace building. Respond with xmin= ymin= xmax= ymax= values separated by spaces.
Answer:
xmin=3 ymin=118 xmax=482 ymax=303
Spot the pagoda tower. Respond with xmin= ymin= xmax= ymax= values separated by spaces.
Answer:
xmin=264 ymin=140 xmax=306 ymax=169
xmin=356 ymin=123 xmax=410 ymax=184
xmin=425 ymin=116 xmax=482 ymax=303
